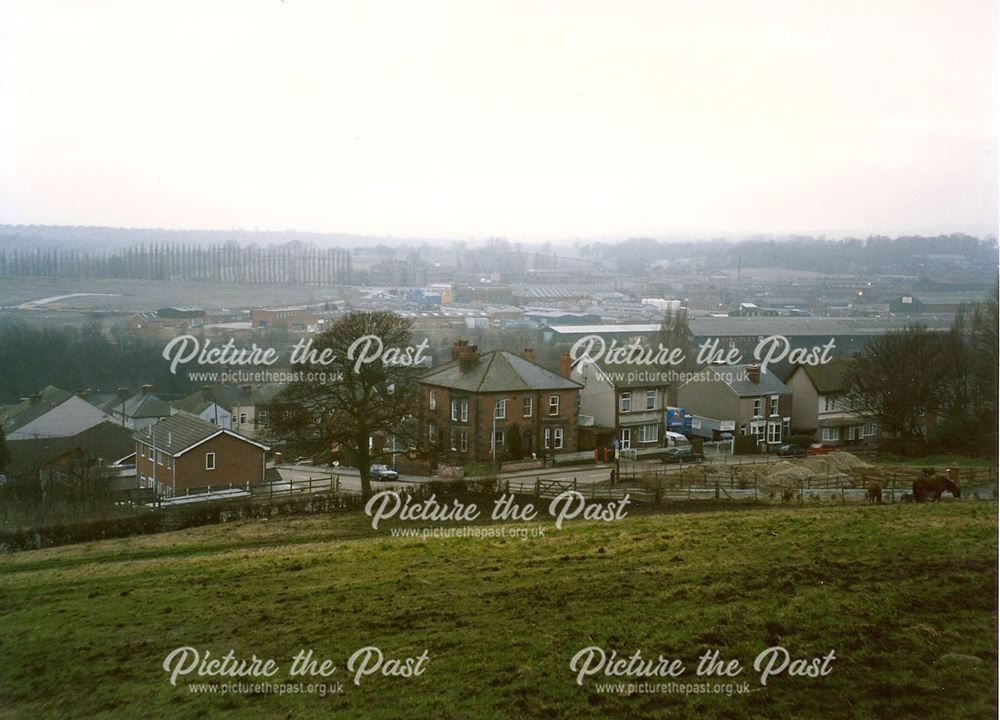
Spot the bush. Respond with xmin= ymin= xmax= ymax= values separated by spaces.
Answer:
xmin=787 ymin=434 xmax=813 ymax=448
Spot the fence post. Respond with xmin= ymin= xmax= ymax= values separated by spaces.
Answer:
xmin=573 ymin=477 xmax=578 ymax=492
xmin=535 ymin=477 xmax=540 ymax=498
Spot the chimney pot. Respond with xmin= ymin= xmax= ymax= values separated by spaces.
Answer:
xmin=522 ymin=347 xmax=535 ymax=362
xmin=141 ymin=384 xmax=153 ymax=395
xmin=747 ymin=365 xmax=761 ymax=384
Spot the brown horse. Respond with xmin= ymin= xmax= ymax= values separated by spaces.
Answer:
xmin=912 ymin=474 xmax=961 ymax=503
xmin=866 ymin=481 xmax=882 ymax=504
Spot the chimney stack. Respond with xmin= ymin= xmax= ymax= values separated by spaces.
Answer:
xmin=522 ymin=347 xmax=535 ymax=363
xmin=76 ymin=388 xmax=91 ymax=400
xmin=451 ymin=339 xmax=469 ymax=361
xmin=201 ymin=385 xmax=214 ymax=401
xmin=458 ymin=345 xmax=480 ymax=373
xmin=242 ymin=384 xmax=253 ymax=398
xmin=117 ymin=387 xmax=130 ymax=399
xmin=141 ymin=384 xmax=153 ymax=396
xmin=559 ymin=353 xmax=572 ymax=378
xmin=746 ymin=365 xmax=761 ymax=384
xmin=29 ymin=392 xmax=42 ymax=405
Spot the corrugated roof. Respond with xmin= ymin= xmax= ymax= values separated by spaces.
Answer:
xmin=420 ymin=351 xmax=581 ymax=393
xmin=546 ymin=324 xmax=659 ymax=334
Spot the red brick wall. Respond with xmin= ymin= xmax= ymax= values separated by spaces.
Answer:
xmin=135 ymin=433 xmax=264 ymax=493
xmin=420 ymin=385 xmax=579 ymax=463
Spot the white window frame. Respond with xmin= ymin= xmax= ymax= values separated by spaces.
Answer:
xmin=638 ymin=423 xmax=658 ymax=443
xmin=493 ymin=430 xmax=505 ymax=448
xmin=645 ymin=389 xmax=656 ymax=410
xmin=495 ymin=399 xmax=507 ymax=420
xmin=429 ymin=390 xmax=436 ymax=410
xmin=544 ymin=427 xmax=551 ymax=449
xmin=766 ymin=422 xmax=781 ymax=444
xmin=451 ymin=399 xmax=469 ymax=422
xmin=553 ymin=427 xmax=564 ymax=450
xmin=428 ymin=423 xmax=437 ymax=444
xmin=821 ymin=427 xmax=839 ymax=442
xmin=863 ymin=422 xmax=877 ymax=437
xmin=548 ymin=395 xmax=559 ymax=416
xmin=619 ymin=392 xmax=632 ymax=413
xmin=769 ymin=395 xmax=779 ymax=416
xmin=753 ymin=397 xmax=762 ymax=418
xmin=619 ymin=427 xmax=631 ymax=449
xmin=523 ymin=396 xmax=533 ymax=418
xmin=823 ymin=395 xmax=836 ymax=412
xmin=239 ymin=411 xmax=248 ymax=425
xmin=205 ymin=452 xmax=216 ymax=470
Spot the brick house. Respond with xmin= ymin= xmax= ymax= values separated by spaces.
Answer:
xmin=677 ymin=364 xmax=793 ymax=447
xmin=134 ymin=412 xmax=269 ymax=496
xmin=418 ymin=343 xmax=582 ymax=464
xmin=570 ymin=358 xmax=672 ymax=455
xmin=785 ymin=359 xmax=877 ymax=445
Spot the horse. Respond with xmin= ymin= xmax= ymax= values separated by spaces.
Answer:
xmin=912 ymin=474 xmax=961 ymax=503
xmin=866 ymin=481 xmax=882 ymax=504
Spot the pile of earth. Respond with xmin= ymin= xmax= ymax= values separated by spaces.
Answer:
xmin=761 ymin=452 xmax=871 ymax=489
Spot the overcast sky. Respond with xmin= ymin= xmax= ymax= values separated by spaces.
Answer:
xmin=1 ymin=0 xmax=997 ymax=241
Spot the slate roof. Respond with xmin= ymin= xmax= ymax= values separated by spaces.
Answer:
xmin=704 ymin=364 xmax=792 ymax=396
xmin=174 ymin=384 xmax=284 ymax=413
xmin=5 ymin=421 xmax=136 ymax=478
xmin=419 ymin=351 xmax=581 ymax=393
xmin=798 ymin=358 xmax=853 ymax=394
xmin=572 ymin=357 xmax=672 ymax=388
xmin=6 ymin=396 xmax=116 ymax=440
xmin=102 ymin=393 xmax=173 ymax=419
xmin=134 ymin=412 xmax=268 ymax=456
xmin=0 ymin=386 xmax=75 ymax=433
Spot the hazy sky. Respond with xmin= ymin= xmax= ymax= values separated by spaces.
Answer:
xmin=1 ymin=0 xmax=997 ymax=241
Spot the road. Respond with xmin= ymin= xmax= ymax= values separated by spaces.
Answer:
xmin=272 ymin=455 xmax=783 ymax=494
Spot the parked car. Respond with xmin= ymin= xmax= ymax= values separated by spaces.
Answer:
xmin=369 ymin=464 xmax=399 ymax=481
xmin=776 ymin=444 xmax=807 ymax=457
xmin=662 ymin=447 xmax=705 ymax=463
xmin=808 ymin=443 xmax=836 ymax=455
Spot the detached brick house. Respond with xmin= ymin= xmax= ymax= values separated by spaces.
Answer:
xmin=134 ymin=412 xmax=269 ymax=496
xmin=418 ymin=343 xmax=582 ymax=464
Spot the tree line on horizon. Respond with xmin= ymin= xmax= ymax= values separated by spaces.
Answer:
xmin=0 ymin=242 xmax=354 ymax=284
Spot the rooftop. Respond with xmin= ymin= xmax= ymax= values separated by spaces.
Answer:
xmin=420 ymin=350 xmax=581 ymax=393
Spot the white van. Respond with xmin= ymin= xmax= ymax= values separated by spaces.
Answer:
xmin=664 ymin=431 xmax=691 ymax=448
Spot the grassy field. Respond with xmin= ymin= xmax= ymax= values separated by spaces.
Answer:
xmin=0 ymin=502 xmax=996 ymax=719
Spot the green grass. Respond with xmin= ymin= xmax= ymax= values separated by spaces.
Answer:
xmin=0 ymin=503 xmax=996 ymax=719
xmin=870 ymin=454 xmax=996 ymax=468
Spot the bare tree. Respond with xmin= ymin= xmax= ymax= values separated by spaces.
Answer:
xmin=845 ymin=325 xmax=949 ymax=447
xmin=268 ymin=312 xmax=419 ymax=498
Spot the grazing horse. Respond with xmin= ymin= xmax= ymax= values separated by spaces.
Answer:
xmin=912 ymin=474 xmax=961 ymax=503
xmin=866 ymin=481 xmax=882 ymax=504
